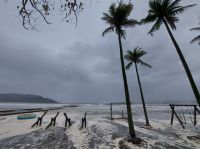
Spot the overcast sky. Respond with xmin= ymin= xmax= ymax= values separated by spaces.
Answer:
xmin=0 ymin=0 xmax=199 ymax=103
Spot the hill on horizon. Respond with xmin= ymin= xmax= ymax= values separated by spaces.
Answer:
xmin=0 ymin=93 xmax=58 ymax=103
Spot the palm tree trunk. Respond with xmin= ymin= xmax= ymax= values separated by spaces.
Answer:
xmin=117 ymin=33 xmax=136 ymax=138
xmin=163 ymin=18 xmax=200 ymax=106
xmin=134 ymin=62 xmax=150 ymax=126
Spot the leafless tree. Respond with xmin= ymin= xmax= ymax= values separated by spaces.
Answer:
xmin=14 ymin=0 xmax=84 ymax=30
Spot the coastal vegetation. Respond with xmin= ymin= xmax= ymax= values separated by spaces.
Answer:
xmin=141 ymin=0 xmax=200 ymax=106
xmin=101 ymin=2 xmax=140 ymax=142
xmin=124 ymin=47 xmax=151 ymax=127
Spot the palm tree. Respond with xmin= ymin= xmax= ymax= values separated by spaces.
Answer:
xmin=141 ymin=0 xmax=200 ymax=106
xmin=125 ymin=47 xmax=151 ymax=127
xmin=190 ymin=20 xmax=200 ymax=45
xmin=102 ymin=2 xmax=140 ymax=141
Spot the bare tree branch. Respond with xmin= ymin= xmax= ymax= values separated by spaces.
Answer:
xmin=16 ymin=0 xmax=84 ymax=30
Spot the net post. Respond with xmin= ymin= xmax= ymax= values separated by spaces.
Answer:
xmin=170 ymin=104 xmax=174 ymax=125
xmin=194 ymin=105 xmax=197 ymax=126
xmin=110 ymin=103 xmax=113 ymax=120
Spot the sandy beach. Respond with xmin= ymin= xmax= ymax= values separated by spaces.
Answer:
xmin=0 ymin=104 xmax=200 ymax=149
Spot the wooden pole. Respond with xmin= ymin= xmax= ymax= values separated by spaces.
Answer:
xmin=110 ymin=103 xmax=113 ymax=120
xmin=195 ymin=106 xmax=200 ymax=114
xmin=45 ymin=118 xmax=54 ymax=130
xmin=68 ymin=118 xmax=72 ymax=127
xmin=81 ymin=118 xmax=84 ymax=128
xmin=174 ymin=110 xmax=185 ymax=129
xmin=53 ymin=112 xmax=59 ymax=127
xmin=169 ymin=104 xmax=185 ymax=129
xmin=64 ymin=113 xmax=68 ymax=128
xmin=31 ymin=117 xmax=39 ymax=128
xmin=194 ymin=105 xmax=197 ymax=126
xmin=84 ymin=112 xmax=87 ymax=127
xmin=170 ymin=104 xmax=175 ymax=125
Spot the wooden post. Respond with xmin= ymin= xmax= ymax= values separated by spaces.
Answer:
xmin=40 ymin=111 xmax=47 ymax=126
xmin=64 ymin=113 xmax=72 ymax=128
xmin=53 ymin=112 xmax=59 ymax=127
xmin=68 ymin=118 xmax=72 ymax=126
xmin=174 ymin=110 xmax=185 ymax=129
xmin=45 ymin=118 xmax=54 ymax=130
xmin=39 ymin=117 xmax=42 ymax=126
xmin=31 ymin=111 xmax=48 ymax=128
xmin=170 ymin=104 xmax=175 ymax=125
xmin=84 ymin=112 xmax=87 ymax=127
xmin=64 ymin=113 xmax=68 ymax=128
xmin=194 ymin=105 xmax=197 ymax=126
xmin=196 ymin=106 xmax=200 ymax=114
xmin=81 ymin=118 xmax=84 ymax=128
xmin=31 ymin=117 xmax=39 ymax=128
xmin=110 ymin=103 xmax=113 ymax=120
xmin=41 ymin=111 xmax=48 ymax=118
xmin=169 ymin=104 xmax=185 ymax=129
xmin=80 ymin=112 xmax=87 ymax=128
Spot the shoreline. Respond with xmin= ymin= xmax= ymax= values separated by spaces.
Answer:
xmin=0 ymin=104 xmax=200 ymax=148
xmin=0 ymin=107 xmax=62 ymax=116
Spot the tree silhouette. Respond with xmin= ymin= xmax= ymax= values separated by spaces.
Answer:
xmin=141 ymin=0 xmax=200 ymax=106
xmin=125 ymin=47 xmax=151 ymax=127
xmin=8 ymin=0 xmax=134 ymax=30
xmin=14 ymin=0 xmax=83 ymax=30
xmin=102 ymin=2 xmax=141 ymax=142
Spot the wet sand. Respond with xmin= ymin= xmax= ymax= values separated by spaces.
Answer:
xmin=0 ymin=104 xmax=200 ymax=148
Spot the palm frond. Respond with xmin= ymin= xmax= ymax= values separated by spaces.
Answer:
xmin=190 ymin=35 xmax=200 ymax=44
xmin=126 ymin=62 xmax=133 ymax=70
xmin=148 ymin=18 xmax=163 ymax=35
xmin=138 ymin=60 xmax=152 ymax=68
xmin=109 ymin=2 xmax=116 ymax=17
xmin=101 ymin=13 xmax=115 ymax=25
xmin=116 ymin=28 xmax=126 ymax=39
xmin=124 ymin=50 xmax=133 ymax=60
xmin=141 ymin=14 xmax=157 ymax=24
xmin=102 ymin=26 xmax=114 ymax=36
xmin=169 ymin=4 xmax=196 ymax=16
xmin=162 ymin=0 xmax=171 ymax=9
xmin=123 ymin=19 xmax=140 ymax=27
xmin=169 ymin=0 xmax=181 ymax=8
xmin=165 ymin=16 xmax=178 ymax=30
xmin=117 ymin=1 xmax=133 ymax=18
xmin=190 ymin=27 xmax=200 ymax=31
xmin=190 ymin=22 xmax=200 ymax=44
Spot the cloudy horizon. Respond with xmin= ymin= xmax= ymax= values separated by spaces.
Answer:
xmin=0 ymin=0 xmax=199 ymax=103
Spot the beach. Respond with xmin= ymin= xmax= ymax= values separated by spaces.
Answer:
xmin=0 ymin=104 xmax=200 ymax=148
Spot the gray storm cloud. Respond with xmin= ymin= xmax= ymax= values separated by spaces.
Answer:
xmin=0 ymin=0 xmax=199 ymax=103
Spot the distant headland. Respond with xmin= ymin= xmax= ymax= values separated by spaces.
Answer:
xmin=0 ymin=93 xmax=58 ymax=103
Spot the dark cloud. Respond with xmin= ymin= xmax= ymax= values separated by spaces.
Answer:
xmin=0 ymin=0 xmax=199 ymax=103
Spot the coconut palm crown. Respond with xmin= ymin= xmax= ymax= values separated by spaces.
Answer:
xmin=125 ymin=47 xmax=152 ymax=70
xmin=141 ymin=0 xmax=196 ymax=35
xmin=102 ymin=1 xmax=139 ymax=38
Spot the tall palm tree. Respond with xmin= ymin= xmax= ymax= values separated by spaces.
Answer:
xmin=125 ymin=47 xmax=151 ymax=127
xmin=141 ymin=0 xmax=200 ymax=106
xmin=102 ymin=2 xmax=140 ymax=140
xmin=190 ymin=21 xmax=200 ymax=45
